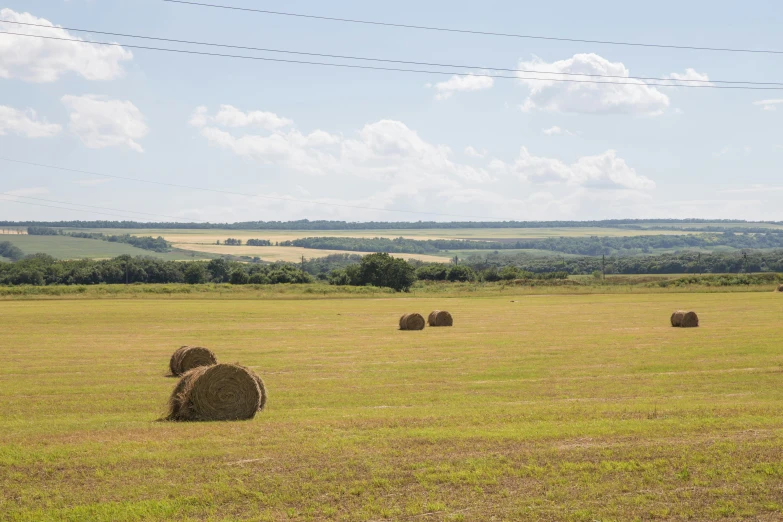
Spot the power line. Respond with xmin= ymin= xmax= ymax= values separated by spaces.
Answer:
xmin=3 ymin=198 xmax=170 ymax=221
xmin=0 ymin=158 xmax=510 ymax=221
xmin=4 ymin=20 xmax=782 ymax=87
xmin=3 ymin=30 xmax=783 ymax=90
xmin=0 ymin=193 xmax=205 ymax=222
xmin=162 ymin=0 xmax=783 ymax=56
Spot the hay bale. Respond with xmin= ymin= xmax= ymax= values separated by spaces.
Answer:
xmin=169 ymin=346 xmax=217 ymax=376
xmin=681 ymin=311 xmax=699 ymax=328
xmin=670 ymin=310 xmax=685 ymax=327
xmin=777 ymin=284 xmax=783 ymax=293
xmin=166 ymin=363 xmax=264 ymax=421
xmin=428 ymin=310 xmax=453 ymax=327
xmin=399 ymin=313 xmax=425 ymax=331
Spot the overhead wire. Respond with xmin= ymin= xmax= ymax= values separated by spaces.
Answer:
xmin=0 ymin=193 xmax=206 ymax=222
xmin=161 ymin=0 xmax=783 ymax=56
xmin=3 ymin=20 xmax=782 ymax=86
xmin=2 ymin=30 xmax=783 ymax=90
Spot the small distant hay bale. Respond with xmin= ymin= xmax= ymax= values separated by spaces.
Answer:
xmin=776 ymin=284 xmax=783 ymax=293
xmin=672 ymin=310 xmax=699 ymax=328
xmin=169 ymin=346 xmax=217 ymax=376
xmin=427 ymin=310 xmax=453 ymax=327
xmin=166 ymin=363 xmax=265 ymax=422
xmin=399 ymin=313 xmax=425 ymax=331
xmin=680 ymin=311 xmax=699 ymax=328
xmin=670 ymin=310 xmax=686 ymax=327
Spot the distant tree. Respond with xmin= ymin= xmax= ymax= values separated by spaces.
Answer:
xmin=184 ymin=263 xmax=208 ymax=284
xmin=229 ymin=269 xmax=249 ymax=285
xmin=207 ymin=258 xmax=230 ymax=282
xmin=357 ymin=253 xmax=416 ymax=292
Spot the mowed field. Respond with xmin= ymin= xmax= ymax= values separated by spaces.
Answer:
xmin=1 ymin=291 xmax=782 ymax=520
xmin=172 ymin=243 xmax=447 ymax=263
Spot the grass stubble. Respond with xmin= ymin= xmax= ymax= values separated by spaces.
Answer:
xmin=0 ymin=290 xmax=782 ymax=520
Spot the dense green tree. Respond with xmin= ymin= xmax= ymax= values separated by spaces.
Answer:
xmin=207 ymin=258 xmax=230 ymax=282
xmin=184 ymin=263 xmax=208 ymax=284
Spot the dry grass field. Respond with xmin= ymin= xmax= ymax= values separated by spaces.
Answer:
xmin=1 ymin=289 xmax=782 ymax=521
xmin=172 ymin=243 xmax=447 ymax=263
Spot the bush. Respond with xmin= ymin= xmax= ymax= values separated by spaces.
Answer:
xmin=447 ymin=265 xmax=476 ymax=282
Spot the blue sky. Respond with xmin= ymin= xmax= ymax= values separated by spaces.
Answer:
xmin=1 ymin=0 xmax=782 ymax=223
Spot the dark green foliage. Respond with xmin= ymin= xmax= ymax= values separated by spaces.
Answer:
xmin=27 ymin=226 xmax=60 ymax=236
xmin=353 ymin=253 xmax=416 ymax=292
xmin=246 ymin=239 xmax=271 ymax=246
xmin=0 ymin=241 xmax=24 ymax=261
xmin=281 ymin=232 xmax=783 ymax=256
xmin=224 ymin=238 xmax=243 ymax=246
xmin=184 ymin=263 xmax=208 ymax=284
xmin=446 ymin=265 xmax=476 ymax=282
xmin=229 ymin=270 xmax=250 ymax=285
xmin=207 ymin=258 xmax=231 ymax=283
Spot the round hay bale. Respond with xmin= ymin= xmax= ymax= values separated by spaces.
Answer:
xmin=681 ymin=311 xmax=699 ymax=328
xmin=428 ymin=310 xmax=454 ymax=327
xmin=670 ymin=310 xmax=685 ymax=327
xmin=399 ymin=313 xmax=425 ymax=331
xmin=169 ymin=346 xmax=217 ymax=376
xmin=777 ymin=284 xmax=783 ymax=293
xmin=166 ymin=363 xmax=263 ymax=422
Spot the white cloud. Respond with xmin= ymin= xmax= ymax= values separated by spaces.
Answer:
xmin=517 ymin=53 xmax=670 ymax=115
xmin=464 ymin=146 xmax=487 ymax=158
xmin=62 ymin=95 xmax=148 ymax=152
xmin=542 ymin=126 xmax=576 ymax=136
xmin=0 ymin=8 xmax=132 ymax=82
xmin=0 ymin=105 xmax=61 ymax=137
xmin=213 ymin=105 xmax=293 ymax=129
xmin=497 ymin=147 xmax=655 ymax=191
xmin=431 ymin=74 xmax=494 ymax=100
xmin=714 ymin=147 xmax=730 ymax=157
xmin=754 ymin=99 xmax=783 ymax=111
xmin=663 ymin=68 xmax=713 ymax=86
xmin=191 ymin=106 xmax=491 ymax=183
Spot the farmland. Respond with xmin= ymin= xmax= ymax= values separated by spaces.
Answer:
xmin=1 ymin=289 xmax=782 ymax=520
xmin=0 ymin=234 xmax=213 ymax=261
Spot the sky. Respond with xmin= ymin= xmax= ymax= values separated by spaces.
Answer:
xmin=1 ymin=0 xmax=783 ymax=223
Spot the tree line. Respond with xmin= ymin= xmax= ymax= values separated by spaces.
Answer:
xmin=2 ymin=249 xmax=782 ymax=291
xmin=2 ymin=218 xmax=774 ymax=231
xmin=280 ymin=232 xmax=783 ymax=256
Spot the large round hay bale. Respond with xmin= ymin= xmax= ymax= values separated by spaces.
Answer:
xmin=399 ymin=313 xmax=425 ymax=331
xmin=670 ymin=310 xmax=685 ymax=327
xmin=428 ymin=310 xmax=453 ymax=327
xmin=681 ymin=311 xmax=699 ymax=328
xmin=169 ymin=346 xmax=217 ymax=376
xmin=777 ymin=284 xmax=783 ymax=293
xmin=166 ymin=363 xmax=264 ymax=421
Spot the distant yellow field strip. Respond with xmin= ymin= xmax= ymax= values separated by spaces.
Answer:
xmin=172 ymin=243 xmax=447 ymax=263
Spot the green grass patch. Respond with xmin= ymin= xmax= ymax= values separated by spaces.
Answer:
xmin=1 ymin=290 xmax=782 ymax=519
xmin=0 ymin=235 xmax=212 ymax=261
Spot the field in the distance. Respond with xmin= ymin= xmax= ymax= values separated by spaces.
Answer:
xmin=0 ymin=234 xmax=217 ymax=261
xmin=1 ymin=290 xmax=782 ymax=520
